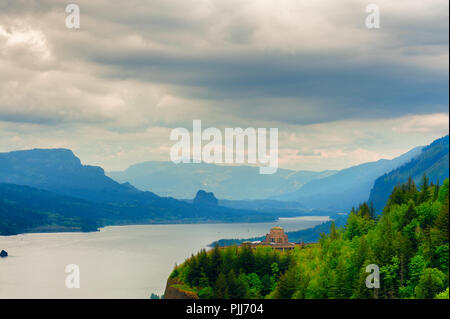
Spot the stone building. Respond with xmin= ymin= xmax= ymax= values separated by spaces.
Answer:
xmin=263 ymin=226 xmax=289 ymax=245
xmin=242 ymin=226 xmax=302 ymax=251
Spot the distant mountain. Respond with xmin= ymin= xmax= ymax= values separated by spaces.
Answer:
xmin=369 ymin=135 xmax=449 ymax=212
xmin=108 ymin=161 xmax=336 ymax=200
xmin=274 ymin=146 xmax=424 ymax=211
xmin=0 ymin=148 xmax=153 ymax=204
xmin=219 ymin=199 xmax=305 ymax=211
xmin=0 ymin=149 xmax=281 ymax=235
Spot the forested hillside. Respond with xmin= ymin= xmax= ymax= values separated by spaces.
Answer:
xmin=0 ymin=183 xmax=103 ymax=235
xmin=167 ymin=177 xmax=449 ymax=299
xmin=369 ymin=135 xmax=449 ymax=212
xmin=0 ymin=182 xmax=279 ymax=236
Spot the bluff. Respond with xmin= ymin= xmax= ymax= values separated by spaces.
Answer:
xmin=193 ymin=190 xmax=218 ymax=206
xmin=164 ymin=278 xmax=198 ymax=299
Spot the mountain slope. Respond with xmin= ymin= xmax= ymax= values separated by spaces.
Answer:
xmin=108 ymin=161 xmax=336 ymax=200
xmin=0 ymin=182 xmax=280 ymax=235
xmin=0 ymin=149 xmax=278 ymax=233
xmin=274 ymin=146 xmax=423 ymax=211
xmin=0 ymin=183 xmax=104 ymax=235
xmin=369 ymin=135 xmax=449 ymax=212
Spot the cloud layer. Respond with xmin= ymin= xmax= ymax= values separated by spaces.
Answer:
xmin=0 ymin=0 xmax=448 ymax=170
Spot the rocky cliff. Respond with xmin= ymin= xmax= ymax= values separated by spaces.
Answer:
xmin=164 ymin=278 xmax=198 ymax=299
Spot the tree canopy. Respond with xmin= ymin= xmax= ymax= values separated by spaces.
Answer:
xmin=169 ymin=177 xmax=449 ymax=299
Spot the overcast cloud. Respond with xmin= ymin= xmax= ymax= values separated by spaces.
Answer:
xmin=0 ymin=0 xmax=448 ymax=171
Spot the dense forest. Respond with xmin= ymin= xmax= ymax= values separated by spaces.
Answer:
xmin=168 ymin=176 xmax=449 ymax=299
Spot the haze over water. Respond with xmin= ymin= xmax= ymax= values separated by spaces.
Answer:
xmin=0 ymin=217 xmax=327 ymax=299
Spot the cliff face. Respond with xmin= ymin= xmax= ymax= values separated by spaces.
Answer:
xmin=0 ymin=148 xmax=146 ymax=203
xmin=163 ymin=278 xmax=198 ymax=299
xmin=193 ymin=190 xmax=218 ymax=207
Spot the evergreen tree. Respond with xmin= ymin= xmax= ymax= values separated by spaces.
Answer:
xmin=186 ymin=255 xmax=202 ymax=286
xmin=207 ymin=245 xmax=222 ymax=284
xmin=414 ymin=268 xmax=445 ymax=299
xmin=418 ymin=174 xmax=430 ymax=203
xmin=261 ymin=274 xmax=273 ymax=296
xmin=402 ymin=200 xmax=417 ymax=226
xmin=330 ymin=258 xmax=351 ymax=298
xmin=214 ymin=272 xmax=229 ymax=299
xmin=432 ymin=197 xmax=449 ymax=244
xmin=226 ymin=269 xmax=249 ymax=298
xmin=276 ymin=268 xmax=297 ymax=299
xmin=330 ymin=221 xmax=338 ymax=240
xmin=237 ymin=245 xmax=256 ymax=274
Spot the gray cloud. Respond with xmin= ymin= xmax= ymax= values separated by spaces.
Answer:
xmin=0 ymin=0 xmax=448 ymax=170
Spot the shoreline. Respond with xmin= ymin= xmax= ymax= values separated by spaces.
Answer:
xmin=0 ymin=215 xmax=331 ymax=238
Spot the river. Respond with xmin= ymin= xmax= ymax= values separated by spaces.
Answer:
xmin=0 ymin=216 xmax=328 ymax=299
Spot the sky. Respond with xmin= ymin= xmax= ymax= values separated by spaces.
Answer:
xmin=0 ymin=0 xmax=448 ymax=171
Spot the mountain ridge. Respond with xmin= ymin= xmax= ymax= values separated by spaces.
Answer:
xmin=108 ymin=161 xmax=337 ymax=200
xmin=369 ymin=135 xmax=449 ymax=212
xmin=0 ymin=149 xmax=283 ymax=235
xmin=273 ymin=145 xmax=424 ymax=211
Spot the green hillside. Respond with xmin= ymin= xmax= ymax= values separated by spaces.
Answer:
xmin=167 ymin=178 xmax=449 ymax=299
xmin=369 ymin=135 xmax=449 ymax=212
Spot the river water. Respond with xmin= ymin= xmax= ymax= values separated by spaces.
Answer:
xmin=0 ymin=216 xmax=328 ymax=299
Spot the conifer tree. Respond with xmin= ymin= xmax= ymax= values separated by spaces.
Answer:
xmin=214 ymin=272 xmax=229 ymax=299
xmin=433 ymin=197 xmax=449 ymax=244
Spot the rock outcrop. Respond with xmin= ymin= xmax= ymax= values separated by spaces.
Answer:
xmin=193 ymin=190 xmax=218 ymax=207
xmin=164 ymin=278 xmax=198 ymax=299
